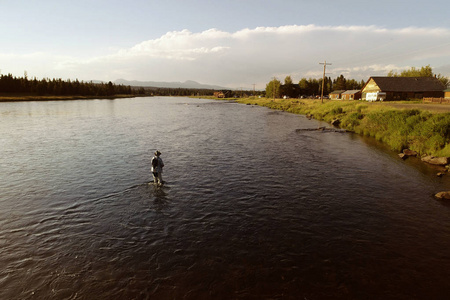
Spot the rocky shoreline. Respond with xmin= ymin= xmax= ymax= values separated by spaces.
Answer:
xmin=302 ymin=120 xmax=450 ymax=201
xmin=234 ymin=98 xmax=450 ymax=200
xmin=396 ymin=149 xmax=450 ymax=200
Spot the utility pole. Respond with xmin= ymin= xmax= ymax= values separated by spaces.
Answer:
xmin=252 ymin=84 xmax=256 ymax=98
xmin=319 ymin=61 xmax=332 ymax=103
xmin=273 ymin=77 xmax=276 ymax=101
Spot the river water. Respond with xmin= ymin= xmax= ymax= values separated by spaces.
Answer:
xmin=1 ymin=97 xmax=450 ymax=299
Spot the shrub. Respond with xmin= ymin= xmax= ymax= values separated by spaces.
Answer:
xmin=435 ymin=144 xmax=450 ymax=157
xmin=331 ymin=107 xmax=344 ymax=115
xmin=341 ymin=112 xmax=363 ymax=131
xmin=356 ymin=104 xmax=368 ymax=113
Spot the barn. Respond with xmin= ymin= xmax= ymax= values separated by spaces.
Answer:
xmin=341 ymin=90 xmax=361 ymax=100
xmin=361 ymin=77 xmax=445 ymax=101
xmin=329 ymin=90 xmax=346 ymax=100
xmin=214 ymin=91 xmax=225 ymax=98
xmin=445 ymin=89 xmax=450 ymax=99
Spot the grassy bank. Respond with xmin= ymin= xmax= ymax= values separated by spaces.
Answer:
xmin=236 ymin=97 xmax=450 ymax=157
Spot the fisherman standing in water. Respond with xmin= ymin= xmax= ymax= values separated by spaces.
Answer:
xmin=151 ymin=150 xmax=164 ymax=185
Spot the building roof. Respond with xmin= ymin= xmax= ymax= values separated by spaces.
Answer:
xmin=329 ymin=90 xmax=346 ymax=94
xmin=342 ymin=90 xmax=361 ymax=95
xmin=368 ymin=77 xmax=445 ymax=92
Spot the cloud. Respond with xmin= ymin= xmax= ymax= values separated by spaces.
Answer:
xmin=1 ymin=25 xmax=450 ymax=88
xmin=121 ymin=29 xmax=231 ymax=61
xmin=0 ymin=52 xmax=74 ymax=79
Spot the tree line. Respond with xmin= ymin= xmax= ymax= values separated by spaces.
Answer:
xmin=0 ymin=73 xmax=133 ymax=96
xmin=265 ymin=75 xmax=365 ymax=99
xmin=141 ymin=87 xmax=226 ymax=97
xmin=265 ymin=65 xmax=449 ymax=99
xmin=387 ymin=65 xmax=449 ymax=87
xmin=0 ymin=73 xmax=241 ymax=98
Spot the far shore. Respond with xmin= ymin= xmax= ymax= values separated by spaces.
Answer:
xmin=0 ymin=94 xmax=138 ymax=102
xmin=3 ymin=94 xmax=449 ymax=159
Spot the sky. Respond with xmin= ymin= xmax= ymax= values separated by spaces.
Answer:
xmin=1 ymin=0 xmax=450 ymax=89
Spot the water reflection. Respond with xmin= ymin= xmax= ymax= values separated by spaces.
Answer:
xmin=148 ymin=183 xmax=170 ymax=208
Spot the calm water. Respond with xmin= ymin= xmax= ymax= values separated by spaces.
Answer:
xmin=1 ymin=97 xmax=450 ymax=299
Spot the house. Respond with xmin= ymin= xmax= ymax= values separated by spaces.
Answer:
xmin=329 ymin=90 xmax=346 ymax=100
xmin=445 ymin=89 xmax=450 ymax=99
xmin=214 ymin=91 xmax=225 ymax=98
xmin=341 ymin=90 xmax=361 ymax=100
xmin=361 ymin=77 xmax=445 ymax=101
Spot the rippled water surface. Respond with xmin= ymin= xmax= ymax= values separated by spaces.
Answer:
xmin=1 ymin=97 xmax=450 ymax=299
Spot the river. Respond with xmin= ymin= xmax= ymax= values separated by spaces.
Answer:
xmin=1 ymin=96 xmax=450 ymax=299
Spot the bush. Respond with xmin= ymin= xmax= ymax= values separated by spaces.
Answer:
xmin=341 ymin=112 xmax=363 ymax=131
xmin=356 ymin=104 xmax=368 ymax=113
xmin=331 ymin=107 xmax=344 ymax=114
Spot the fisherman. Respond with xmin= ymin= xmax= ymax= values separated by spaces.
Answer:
xmin=151 ymin=150 xmax=164 ymax=185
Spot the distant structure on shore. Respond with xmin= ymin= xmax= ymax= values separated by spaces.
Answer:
xmin=360 ymin=77 xmax=445 ymax=101
xmin=329 ymin=77 xmax=447 ymax=102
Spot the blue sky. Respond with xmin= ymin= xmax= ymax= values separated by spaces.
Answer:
xmin=1 ymin=0 xmax=449 ymax=88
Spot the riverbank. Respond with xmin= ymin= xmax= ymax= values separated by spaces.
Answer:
xmin=0 ymin=94 xmax=137 ymax=102
xmin=232 ymin=97 xmax=450 ymax=158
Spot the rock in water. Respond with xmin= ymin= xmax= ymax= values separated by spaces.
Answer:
xmin=435 ymin=191 xmax=450 ymax=200
xmin=403 ymin=149 xmax=418 ymax=157
xmin=421 ymin=156 xmax=450 ymax=166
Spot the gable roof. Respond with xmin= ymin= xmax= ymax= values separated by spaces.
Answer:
xmin=329 ymin=90 xmax=346 ymax=94
xmin=342 ymin=90 xmax=361 ymax=95
xmin=368 ymin=77 xmax=445 ymax=92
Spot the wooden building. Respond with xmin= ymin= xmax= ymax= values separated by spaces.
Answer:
xmin=445 ymin=89 xmax=450 ymax=99
xmin=329 ymin=90 xmax=346 ymax=100
xmin=341 ymin=90 xmax=361 ymax=100
xmin=361 ymin=77 xmax=445 ymax=101
xmin=213 ymin=91 xmax=225 ymax=98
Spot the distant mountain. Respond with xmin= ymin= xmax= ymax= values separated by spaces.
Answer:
xmin=113 ymin=79 xmax=228 ymax=90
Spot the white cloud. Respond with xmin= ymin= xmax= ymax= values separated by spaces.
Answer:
xmin=1 ymin=25 xmax=450 ymax=88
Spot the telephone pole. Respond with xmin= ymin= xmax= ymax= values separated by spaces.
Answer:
xmin=273 ymin=77 xmax=276 ymax=101
xmin=319 ymin=61 xmax=332 ymax=103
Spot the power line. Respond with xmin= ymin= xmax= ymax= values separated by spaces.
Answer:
xmin=319 ymin=61 xmax=332 ymax=103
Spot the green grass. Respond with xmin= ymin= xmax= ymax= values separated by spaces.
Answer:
xmin=236 ymin=97 xmax=450 ymax=157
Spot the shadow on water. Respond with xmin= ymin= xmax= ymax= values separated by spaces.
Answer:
xmin=147 ymin=183 xmax=170 ymax=208
xmin=83 ymin=182 xmax=171 ymax=211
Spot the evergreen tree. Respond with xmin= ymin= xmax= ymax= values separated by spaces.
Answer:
xmin=333 ymin=75 xmax=347 ymax=90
